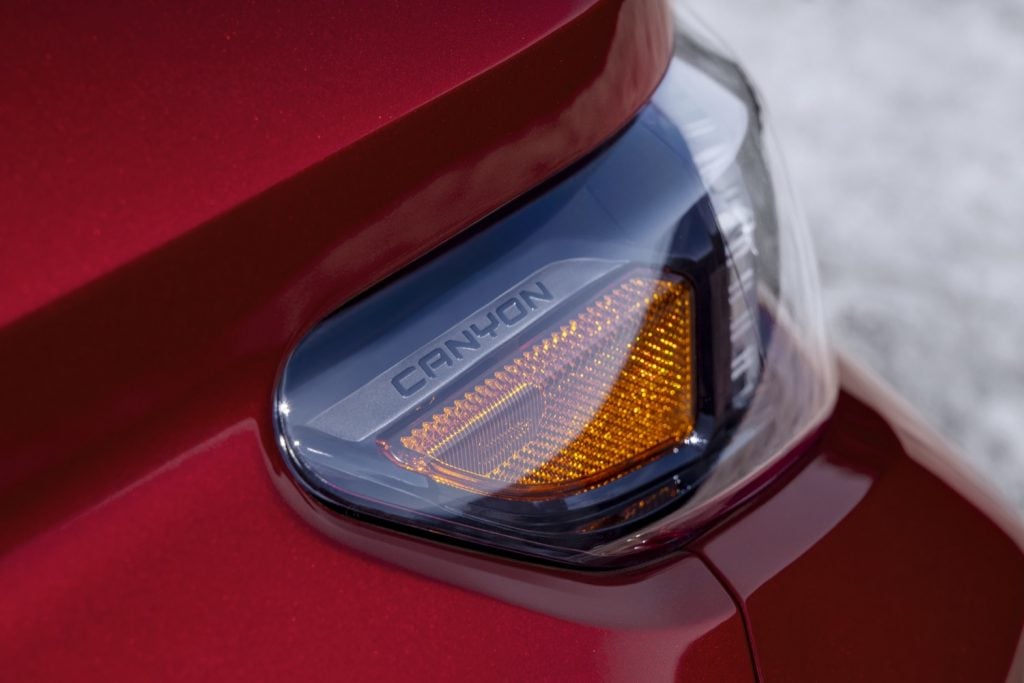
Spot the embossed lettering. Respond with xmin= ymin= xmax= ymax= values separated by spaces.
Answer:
xmin=391 ymin=367 xmax=426 ymax=397
xmin=418 ymin=349 xmax=453 ymax=378
xmin=444 ymin=330 xmax=482 ymax=360
xmin=520 ymin=282 xmax=554 ymax=309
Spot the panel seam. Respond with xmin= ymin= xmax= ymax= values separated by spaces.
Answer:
xmin=693 ymin=548 xmax=764 ymax=682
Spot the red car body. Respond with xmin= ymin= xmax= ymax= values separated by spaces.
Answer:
xmin=2 ymin=1 xmax=1022 ymax=680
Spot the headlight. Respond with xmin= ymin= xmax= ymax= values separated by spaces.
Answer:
xmin=274 ymin=14 xmax=836 ymax=569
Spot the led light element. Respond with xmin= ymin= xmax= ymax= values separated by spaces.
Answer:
xmin=385 ymin=270 xmax=694 ymax=499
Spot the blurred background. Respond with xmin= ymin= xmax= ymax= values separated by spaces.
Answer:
xmin=688 ymin=0 xmax=1024 ymax=513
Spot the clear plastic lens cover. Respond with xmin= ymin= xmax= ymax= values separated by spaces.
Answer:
xmin=274 ymin=23 xmax=836 ymax=568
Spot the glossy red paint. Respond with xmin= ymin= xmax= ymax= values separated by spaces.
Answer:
xmin=696 ymin=359 xmax=1024 ymax=681
xmin=0 ymin=0 xmax=672 ymax=550
xmin=0 ymin=0 xmax=618 ymax=326
xmin=4 ymin=0 xmax=1024 ymax=680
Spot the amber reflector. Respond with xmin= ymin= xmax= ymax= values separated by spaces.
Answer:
xmin=384 ymin=271 xmax=695 ymax=499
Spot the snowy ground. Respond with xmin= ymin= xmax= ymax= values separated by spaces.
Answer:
xmin=686 ymin=0 xmax=1024 ymax=512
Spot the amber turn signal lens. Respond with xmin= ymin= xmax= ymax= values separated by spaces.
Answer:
xmin=383 ymin=271 xmax=695 ymax=499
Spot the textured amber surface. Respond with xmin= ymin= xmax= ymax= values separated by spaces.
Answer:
xmin=392 ymin=272 xmax=694 ymax=498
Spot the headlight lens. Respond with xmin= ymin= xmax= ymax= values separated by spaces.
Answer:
xmin=274 ymin=15 xmax=835 ymax=568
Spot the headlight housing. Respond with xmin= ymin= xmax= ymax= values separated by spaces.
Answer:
xmin=274 ymin=15 xmax=835 ymax=569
